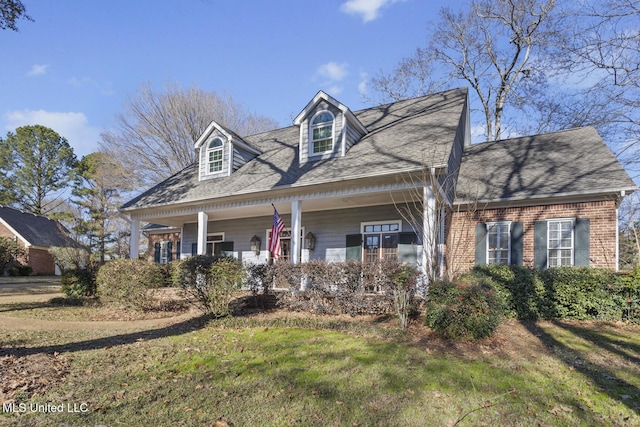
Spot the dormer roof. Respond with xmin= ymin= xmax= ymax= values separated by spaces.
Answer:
xmin=294 ymin=90 xmax=367 ymax=136
xmin=194 ymin=120 xmax=261 ymax=155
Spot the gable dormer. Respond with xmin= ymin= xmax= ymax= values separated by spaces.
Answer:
xmin=294 ymin=91 xmax=367 ymax=165
xmin=194 ymin=121 xmax=261 ymax=181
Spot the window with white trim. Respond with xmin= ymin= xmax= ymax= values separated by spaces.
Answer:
xmin=160 ymin=241 xmax=169 ymax=264
xmin=206 ymin=233 xmax=225 ymax=256
xmin=310 ymin=111 xmax=334 ymax=154
xmin=548 ymin=219 xmax=574 ymax=267
xmin=361 ymin=221 xmax=401 ymax=263
xmin=206 ymin=137 xmax=224 ymax=173
xmin=487 ymin=222 xmax=511 ymax=265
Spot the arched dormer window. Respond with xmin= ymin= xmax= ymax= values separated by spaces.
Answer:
xmin=310 ymin=111 xmax=334 ymax=154
xmin=206 ymin=137 xmax=224 ymax=173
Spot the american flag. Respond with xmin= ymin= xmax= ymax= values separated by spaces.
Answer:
xmin=269 ymin=206 xmax=285 ymax=259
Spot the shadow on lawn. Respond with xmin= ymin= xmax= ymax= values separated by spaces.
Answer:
xmin=522 ymin=320 xmax=640 ymax=414
xmin=0 ymin=314 xmax=211 ymax=358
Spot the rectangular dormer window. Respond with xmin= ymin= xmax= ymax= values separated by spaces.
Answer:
xmin=310 ymin=111 xmax=334 ymax=154
xmin=207 ymin=137 xmax=224 ymax=173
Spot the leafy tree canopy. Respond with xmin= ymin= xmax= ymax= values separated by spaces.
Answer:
xmin=0 ymin=125 xmax=77 ymax=215
xmin=0 ymin=0 xmax=32 ymax=31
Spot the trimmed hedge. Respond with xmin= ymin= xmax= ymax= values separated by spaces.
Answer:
xmin=464 ymin=265 xmax=640 ymax=322
xmin=96 ymin=259 xmax=165 ymax=311
xmin=425 ymin=280 xmax=504 ymax=340
xmin=172 ymin=255 xmax=245 ymax=317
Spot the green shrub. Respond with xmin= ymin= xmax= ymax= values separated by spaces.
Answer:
xmin=61 ymin=269 xmax=96 ymax=298
xmin=467 ymin=265 xmax=640 ymax=323
xmin=96 ymin=259 xmax=164 ymax=311
xmin=16 ymin=264 xmax=33 ymax=276
xmin=173 ymin=256 xmax=245 ymax=317
xmin=425 ymin=280 xmax=504 ymax=340
xmin=539 ymin=267 xmax=619 ymax=320
xmin=467 ymin=265 xmax=554 ymax=320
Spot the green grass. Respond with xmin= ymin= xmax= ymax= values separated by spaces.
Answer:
xmin=1 ymin=314 xmax=639 ymax=426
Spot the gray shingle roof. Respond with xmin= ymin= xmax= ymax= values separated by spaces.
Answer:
xmin=455 ymin=127 xmax=637 ymax=204
xmin=0 ymin=206 xmax=77 ymax=247
xmin=121 ymin=88 xmax=469 ymax=211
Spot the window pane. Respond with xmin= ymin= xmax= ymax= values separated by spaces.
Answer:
xmin=312 ymin=112 xmax=333 ymax=124
xmin=390 ymin=224 xmax=399 ymax=231
xmin=365 ymin=235 xmax=379 ymax=249
xmin=488 ymin=233 xmax=498 ymax=250
xmin=382 ymin=233 xmax=398 ymax=248
xmin=313 ymin=139 xmax=332 ymax=153
xmin=313 ymin=126 xmax=332 ymax=139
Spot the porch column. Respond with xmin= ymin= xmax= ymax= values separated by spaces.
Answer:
xmin=129 ymin=218 xmax=140 ymax=259
xmin=291 ymin=200 xmax=302 ymax=264
xmin=422 ymin=184 xmax=436 ymax=280
xmin=197 ymin=211 xmax=208 ymax=255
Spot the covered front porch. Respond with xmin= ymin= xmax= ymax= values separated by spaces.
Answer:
xmin=127 ymin=178 xmax=441 ymax=277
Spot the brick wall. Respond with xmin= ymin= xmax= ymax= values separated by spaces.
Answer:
xmin=147 ymin=232 xmax=181 ymax=263
xmin=447 ymin=199 xmax=618 ymax=275
xmin=0 ymin=224 xmax=58 ymax=274
xmin=27 ymin=247 xmax=56 ymax=275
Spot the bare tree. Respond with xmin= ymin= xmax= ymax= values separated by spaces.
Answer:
xmin=547 ymin=0 xmax=640 ymax=176
xmin=371 ymin=0 xmax=558 ymax=142
xmin=100 ymin=81 xmax=279 ymax=187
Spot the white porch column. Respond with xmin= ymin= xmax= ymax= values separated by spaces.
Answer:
xmin=129 ymin=218 xmax=140 ymax=259
xmin=422 ymin=184 xmax=436 ymax=280
xmin=291 ymin=200 xmax=302 ymax=264
xmin=197 ymin=211 xmax=208 ymax=255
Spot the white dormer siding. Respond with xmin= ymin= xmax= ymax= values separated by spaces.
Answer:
xmin=194 ymin=121 xmax=261 ymax=182
xmin=199 ymin=131 xmax=229 ymax=179
xmin=295 ymin=91 xmax=367 ymax=166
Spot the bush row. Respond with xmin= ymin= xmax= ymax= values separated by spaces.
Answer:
xmin=461 ymin=264 xmax=640 ymax=322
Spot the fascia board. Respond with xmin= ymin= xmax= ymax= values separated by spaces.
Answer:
xmin=0 ymin=218 xmax=30 ymax=246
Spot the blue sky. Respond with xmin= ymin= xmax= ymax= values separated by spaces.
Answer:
xmin=1 ymin=0 xmax=462 ymax=158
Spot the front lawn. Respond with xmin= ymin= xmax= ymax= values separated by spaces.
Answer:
xmin=1 ymin=311 xmax=639 ymax=426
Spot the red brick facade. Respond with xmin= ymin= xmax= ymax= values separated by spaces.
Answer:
xmin=447 ymin=199 xmax=618 ymax=276
xmin=146 ymin=232 xmax=181 ymax=263
xmin=0 ymin=223 xmax=57 ymax=275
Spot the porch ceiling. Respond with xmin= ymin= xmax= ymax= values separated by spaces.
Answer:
xmin=137 ymin=187 xmax=420 ymax=228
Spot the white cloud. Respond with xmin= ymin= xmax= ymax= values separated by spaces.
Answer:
xmin=3 ymin=110 xmax=101 ymax=157
xmin=317 ymin=62 xmax=349 ymax=81
xmin=340 ymin=0 xmax=404 ymax=23
xmin=358 ymin=72 xmax=368 ymax=97
xmin=327 ymin=85 xmax=343 ymax=96
xmin=26 ymin=64 xmax=49 ymax=77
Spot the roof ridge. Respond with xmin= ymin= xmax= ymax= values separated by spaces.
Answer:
xmin=466 ymin=126 xmax=595 ymax=151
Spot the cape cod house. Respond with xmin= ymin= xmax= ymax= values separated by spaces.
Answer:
xmin=120 ymin=88 xmax=636 ymax=277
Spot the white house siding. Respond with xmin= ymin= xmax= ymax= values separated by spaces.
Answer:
xmin=180 ymin=204 xmax=416 ymax=264
xmin=344 ymin=122 xmax=361 ymax=153
xmin=232 ymin=145 xmax=256 ymax=172
xmin=198 ymin=130 xmax=229 ymax=180
xmin=299 ymin=101 xmax=344 ymax=165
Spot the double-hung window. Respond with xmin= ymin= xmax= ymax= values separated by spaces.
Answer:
xmin=310 ymin=111 xmax=334 ymax=154
xmin=487 ymin=222 xmax=510 ymax=265
xmin=548 ymin=219 xmax=574 ymax=267
xmin=207 ymin=137 xmax=224 ymax=173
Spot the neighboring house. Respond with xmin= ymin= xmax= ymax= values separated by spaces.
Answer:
xmin=0 ymin=206 xmax=78 ymax=275
xmin=120 ymin=88 xmax=636 ymax=278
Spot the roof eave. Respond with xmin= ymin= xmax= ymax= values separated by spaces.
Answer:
xmin=453 ymin=186 xmax=638 ymax=208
